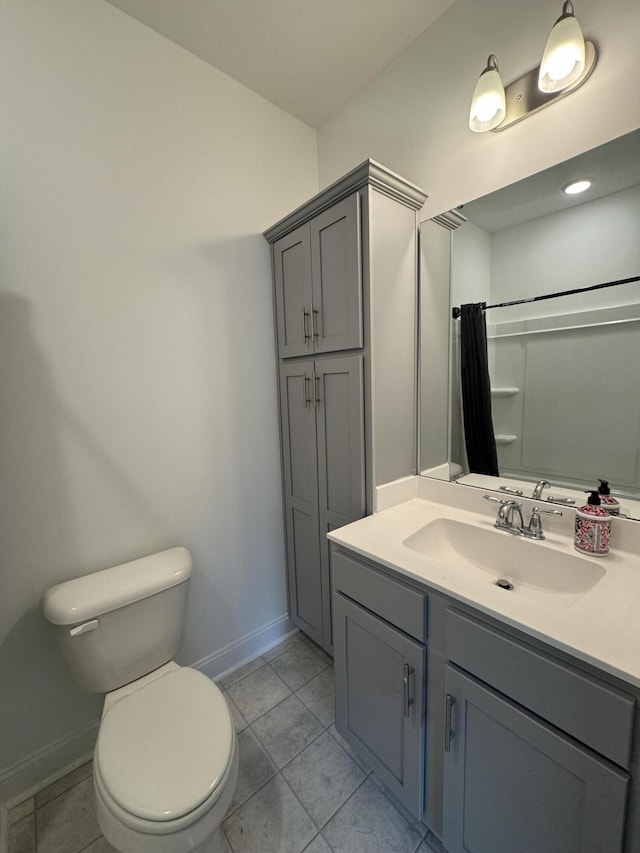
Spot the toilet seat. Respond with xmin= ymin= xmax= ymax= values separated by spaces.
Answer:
xmin=95 ymin=667 xmax=234 ymax=829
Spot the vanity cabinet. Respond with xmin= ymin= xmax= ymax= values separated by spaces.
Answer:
xmin=265 ymin=161 xmax=427 ymax=653
xmin=443 ymin=665 xmax=628 ymax=853
xmin=273 ymin=195 xmax=362 ymax=359
xmin=443 ymin=608 xmax=631 ymax=853
xmin=332 ymin=548 xmax=427 ymax=818
xmin=329 ymin=541 xmax=638 ymax=851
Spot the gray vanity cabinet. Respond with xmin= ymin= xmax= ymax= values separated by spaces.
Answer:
xmin=332 ymin=548 xmax=428 ymax=818
xmin=279 ymin=357 xmax=365 ymax=649
xmin=443 ymin=664 xmax=628 ymax=853
xmin=273 ymin=194 xmax=362 ymax=359
xmin=441 ymin=608 xmax=632 ymax=853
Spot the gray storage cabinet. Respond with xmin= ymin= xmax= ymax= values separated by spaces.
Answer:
xmin=265 ymin=161 xmax=427 ymax=652
xmin=273 ymin=194 xmax=362 ymax=358
xmin=279 ymin=356 xmax=365 ymax=648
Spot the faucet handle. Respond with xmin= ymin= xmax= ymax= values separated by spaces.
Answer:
xmin=524 ymin=506 xmax=563 ymax=540
xmin=483 ymin=494 xmax=521 ymax=507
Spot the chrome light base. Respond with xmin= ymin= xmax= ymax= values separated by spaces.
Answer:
xmin=492 ymin=39 xmax=596 ymax=132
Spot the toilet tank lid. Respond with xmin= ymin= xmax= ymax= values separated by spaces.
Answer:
xmin=43 ymin=547 xmax=193 ymax=626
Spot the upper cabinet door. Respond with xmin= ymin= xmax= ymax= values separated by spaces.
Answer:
xmin=310 ymin=193 xmax=363 ymax=354
xmin=274 ymin=223 xmax=313 ymax=358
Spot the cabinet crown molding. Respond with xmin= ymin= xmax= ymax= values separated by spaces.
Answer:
xmin=264 ymin=159 xmax=428 ymax=244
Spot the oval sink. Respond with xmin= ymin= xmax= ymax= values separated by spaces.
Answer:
xmin=403 ymin=518 xmax=606 ymax=607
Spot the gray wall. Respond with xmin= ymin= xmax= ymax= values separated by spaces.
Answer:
xmin=317 ymin=0 xmax=640 ymax=220
xmin=0 ymin=0 xmax=317 ymax=789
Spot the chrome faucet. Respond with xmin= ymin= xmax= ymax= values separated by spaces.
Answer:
xmin=484 ymin=495 xmax=562 ymax=538
xmin=532 ymin=480 xmax=551 ymax=500
xmin=484 ymin=496 xmax=525 ymax=535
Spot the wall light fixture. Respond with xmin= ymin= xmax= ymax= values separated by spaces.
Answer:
xmin=469 ymin=1 xmax=597 ymax=133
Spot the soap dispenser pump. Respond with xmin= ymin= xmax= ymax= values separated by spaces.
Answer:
xmin=597 ymin=479 xmax=620 ymax=515
xmin=574 ymin=491 xmax=611 ymax=557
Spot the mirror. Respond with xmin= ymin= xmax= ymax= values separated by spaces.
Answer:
xmin=419 ymin=129 xmax=640 ymax=517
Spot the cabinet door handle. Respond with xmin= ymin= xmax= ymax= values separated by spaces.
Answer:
xmin=302 ymin=307 xmax=311 ymax=342
xmin=403 ymin=663 xmax=415 ymax=717
xmin=444 ymin=693 xmax=457 ymax=752
xmin=312 ymin=306 xmax=320 ymax=339
xmin=304 ymin=374 xmax=311 ymax=409
xmin=314 ymin=372 xmax=321 ymax=408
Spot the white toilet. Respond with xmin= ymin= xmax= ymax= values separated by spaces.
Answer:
xmin=43 ymin=547 xmax=238 ymax=853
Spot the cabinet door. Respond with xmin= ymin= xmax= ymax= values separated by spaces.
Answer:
xmin=315 ymin=356 xmax=365 ymax=650
xmin=334 ymin=592 xmax=425 ymax=818
xmin=442 ymin=664 xmax=628 ymax=853
xmin=274 ymin=223 xmax=313 ymax=358
xmin=279 ymin=362 xmax=322 ymax=643
xmin=310 ymin=194 xmax=362 ymax=354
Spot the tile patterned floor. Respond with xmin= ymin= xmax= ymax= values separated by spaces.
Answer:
xmin=5 ymin=632 xmax=447 ymax=853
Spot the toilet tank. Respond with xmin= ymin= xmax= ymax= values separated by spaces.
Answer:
xmin=43 ymin=547 xmax=193 ymax=694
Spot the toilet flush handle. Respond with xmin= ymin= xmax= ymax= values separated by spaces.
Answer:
xmin=69 ymin=619 xmax=99 ymax=637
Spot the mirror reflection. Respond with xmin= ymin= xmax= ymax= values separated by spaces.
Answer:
xmin=419 ymin=129 xmax=640 ymax=516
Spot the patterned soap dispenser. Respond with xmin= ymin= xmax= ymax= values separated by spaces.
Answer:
xmin=597 ymin=479 xmax=620 ymax=516
xmin=574 ymin=491 xmax=612 ymax=557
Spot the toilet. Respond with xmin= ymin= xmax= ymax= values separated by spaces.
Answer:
xmin=43 ymin=547 xmax=238 ymax=853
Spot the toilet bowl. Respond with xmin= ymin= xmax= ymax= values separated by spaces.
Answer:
xmin=43 ymin=547 xmax=238 ymax=853
xmin=94 ymin=665 xmax=238 ymax=853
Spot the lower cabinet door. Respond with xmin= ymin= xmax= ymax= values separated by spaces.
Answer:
xmin=442 ymin=664 xmax=628 ymax=853
xmin=333 ymin=592 xmax=426 ymax=818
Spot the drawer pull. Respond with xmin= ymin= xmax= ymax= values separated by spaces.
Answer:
xmin=444 ymin=693 xmax=457 ymax=751
xmin=403 ymin=663 xmax=415 ymax=717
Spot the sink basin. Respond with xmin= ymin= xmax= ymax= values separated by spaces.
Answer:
xmin=403 ymin=518 xmax=606 ymax=607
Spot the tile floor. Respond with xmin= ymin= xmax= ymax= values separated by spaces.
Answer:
xmin=5 ymin=631 xmax=447 ymax=853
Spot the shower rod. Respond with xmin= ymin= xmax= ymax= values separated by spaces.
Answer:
xmin=451 ymin=274 xmax=640 ymax=319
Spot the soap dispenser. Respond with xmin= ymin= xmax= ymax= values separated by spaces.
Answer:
xmin=597 ymin=479 xmax=620 ymax=515
xmin=574 ymin=491 xmax=612 ymax=557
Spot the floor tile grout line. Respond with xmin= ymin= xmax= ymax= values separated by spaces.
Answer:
xmin=292 ymin=685 xmax=334 ymax=730
xmin=271 ymin=768 xmax=323 ymax=839
xmin=314 ymin=773 xmax=372 ymax=835
xmin=75 ymin=829 xmax=103 ymax=853
xmin=268 ymin=658 xmax=330 ymax=694
xmin=246 ymin=710 xmax=327 ymax=775
xmin=218 ymin=657 xmax=268 ymax=690
xmin=301 ymin=757 xmax=370 ymax=835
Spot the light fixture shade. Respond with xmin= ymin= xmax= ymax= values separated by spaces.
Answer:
xmin=469 ymin=56 xmax=506 ymax=133
xmin=538 ymin=1 xmax=586 ymax=93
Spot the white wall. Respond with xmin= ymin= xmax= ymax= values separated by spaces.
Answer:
xmin=317 ymin=0 xmax=640 ymax=219
xmin=490 ymin=185 xmax=640 ymax=317
xmin=0 ymin=0 xmax=317 ymax=790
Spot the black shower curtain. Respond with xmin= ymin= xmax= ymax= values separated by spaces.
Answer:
xmin=460 ymin=303 xmax=499 ymax=476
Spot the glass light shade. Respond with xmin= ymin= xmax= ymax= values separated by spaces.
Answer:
xmin=538 ymin=9 xmax=586 ymax=93
xmin=469 ymin=59 xmax=506 ymax=133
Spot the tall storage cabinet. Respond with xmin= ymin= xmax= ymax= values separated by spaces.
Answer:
xmin=265 ymin=161 xmax=427 ymax=653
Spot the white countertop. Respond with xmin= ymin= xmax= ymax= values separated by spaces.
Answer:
xmin=328 ymin=482 xmax=640 ymax=689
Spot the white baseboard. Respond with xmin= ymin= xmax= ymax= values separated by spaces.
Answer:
xmin=0 ymin=719 xmax=98 ymax=811
xmin=192 ymin=613 xmax=297 ymax=683
xmin=0 ymin=613 xmax=296 ymax=813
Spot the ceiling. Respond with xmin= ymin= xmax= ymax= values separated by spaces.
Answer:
xmin=103 ymin=0 xmax=456 ymax=127
xmin=462 ymin=130 xmax=640 ymax=233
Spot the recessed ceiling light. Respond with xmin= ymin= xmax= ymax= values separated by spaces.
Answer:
xmin=563 ymin=178 xmax=592 ymax=195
